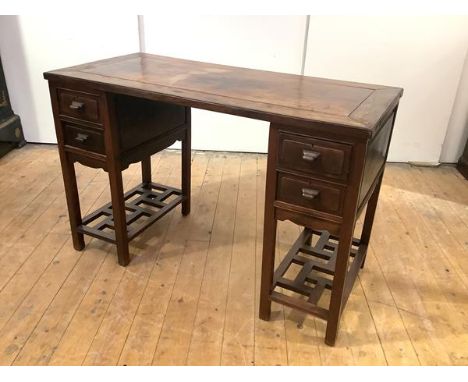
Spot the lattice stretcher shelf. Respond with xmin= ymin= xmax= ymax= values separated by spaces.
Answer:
xmin=271 ymin=228 xmax=367 ymax=320
xmin=78 ymin=182 xmax=183 ymax=243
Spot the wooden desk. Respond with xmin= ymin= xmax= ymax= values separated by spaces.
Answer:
xmin=44 ymin=53 xmax=402 ymax=346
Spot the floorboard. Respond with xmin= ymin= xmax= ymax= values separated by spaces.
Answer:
xmin=0 ymin=145 xmax=466 ymax=366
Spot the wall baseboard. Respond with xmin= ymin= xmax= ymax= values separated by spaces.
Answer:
xmin=407 ymin=161 xmax=441 ymax=167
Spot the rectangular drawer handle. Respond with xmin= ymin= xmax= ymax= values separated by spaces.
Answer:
xmin=74 ymin=133 xmax=89 ymax=143
xmin=302 ymin=149 xmax=320 ymax=162
xmin=69 ymin=101 xmax=85 ymax=110
xmin=302 ymin=188 xmax=320 ymax=200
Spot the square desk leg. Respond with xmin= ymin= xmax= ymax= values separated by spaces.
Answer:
xmin=181 ymin=109 xmax=191 ymax=216
xmin=359 ymin=174 xmax=384 ymax=269
xmin=259 ymin=127 xmax=278 ymax=320
xmin=102 ymin=94 xmax=130 ymax=266
xmin=107 ymin=162 xmax=130 ymax=266
xmin=325 ymin=171 xmax=383 ymax=345
xmin=58 ymin=152 xmax=86 ymax=251
xmin=141 ymin=156 xmax=152 ymax=189
xmin=324 ymin=228 xmax=355 ymax=345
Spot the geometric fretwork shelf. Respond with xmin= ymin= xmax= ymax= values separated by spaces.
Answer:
xmin=78 ymin=182 xmax=183 ymax=244
xmin=271 ymin=228 xmax=365 ymax=321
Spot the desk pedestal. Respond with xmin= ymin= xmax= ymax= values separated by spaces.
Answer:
xmin=47 ymin=82 xmax=191 ymax=266
xmin=259 ymin=114 xmax=396 ymax=346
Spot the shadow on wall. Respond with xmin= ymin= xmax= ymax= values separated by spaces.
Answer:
xmin=0 ymin=16 xmax=39 ymax=143
xmin=441 ymin=47 xmax=468 ymax=163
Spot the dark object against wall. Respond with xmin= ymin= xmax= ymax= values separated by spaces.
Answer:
xmin=457 ymin=135 xmax=468 ymax=179
xmin=0 ymin=56 xmax=26 ymax=158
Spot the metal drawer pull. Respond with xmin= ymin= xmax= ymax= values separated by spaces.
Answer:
xmin=302 ymin=188 xmax=320 ymax=200
xmin=69 ymin=101 xmax=85 ymax=110
xmin=74 ymin=133 xmax=89 ymax=143
xmin=302 ymin=149 xmax=320 ymax=162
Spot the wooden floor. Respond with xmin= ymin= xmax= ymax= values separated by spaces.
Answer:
xmin=0 ymin=144 xmax=467 ymax=366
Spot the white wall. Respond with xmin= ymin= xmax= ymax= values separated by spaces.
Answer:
xmin=0 ymin=15 xmax=139 ymax=143
xmin=440 ymin=49 xmax=468 ymax=163
xmin=304 ymin=16 xmax=468 ymax=163
xmin=143 ymin=15 xmax=307 ymax=152
xmin=1 ymin=15 xmax=468 ymax=163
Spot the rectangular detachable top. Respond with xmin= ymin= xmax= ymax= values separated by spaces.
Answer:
xmin=44 ymin=53 xmax=403 ymax=137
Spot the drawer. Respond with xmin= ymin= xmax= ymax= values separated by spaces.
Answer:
xmin=276 ymin=172 xmax=345 ymax=216
xmin=63 ymin=123 xmax=105 ymax=155
xmin=278 ymin=133 xmax=351 ymax=182
xmin=58 ymin=89 xmax=100 ymax=123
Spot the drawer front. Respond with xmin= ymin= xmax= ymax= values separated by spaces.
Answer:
xmin=58 ymin=89 xmax=100 ymax=123
xmin=277 ymin=172 xmax=345 ymax=216
xmin=63 ymin=123 xmax=105 ymax=155
xmin=278 ymin=133 xmax=351 ymax=182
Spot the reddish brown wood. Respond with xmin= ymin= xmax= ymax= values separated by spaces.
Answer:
xmin=270 ymin=291 xmax=329 ymax=321
xmin=276 ymin=173 xmax=345 ymax=215
xmin=141 ymin=157 xmax=152 ymax=189
xmin=46 ymin=78 xmax=191 ymax=266
xmin=259 ymin=126 xmax=279 ymax=320
xmin=457 ymin=147 xmax=468 ymax=179
xmin=358 ymin=107 xmax=398 ymax=269
xmin=58 ymin=88 xmax=101 ymax=123
xmin=78 ymin=182 xmax=183 ymax=243
xmin=272 ymin=228 xmax=364 ymax=319
xmin=62 ymin=122 xmax=105 ymax=155
xmin=357 ymin=111 xmax=395 ymax=207
xmin=114 ymin=94 xmax=186 ymax=152
xmin=324 ymin=138 xmax=368 ymax=346
xmin=61 ymin=154 xmax=85 ymax=251
xmin=48 ymin=84 xmax=85 ymax=251
xmin=278 ymin=132 xmax=352 ymax=182
xmin=359 ymin=174 xmax=383 ymax=270
xmin=181 ymin=107 xmax=191 ymax=216
xmin=44 ymin=53 xmax=402 ymax=138
xmin=44 ymin=53 xmax=402 ymax=346
xmin=101 ymin=93 xmax=130 ymax=266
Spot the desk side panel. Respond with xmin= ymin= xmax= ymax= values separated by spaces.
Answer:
xmin=357 ymin=109 xmax=397 ymax=209
xmin=115 ymin=94 xmax=186 ymax=152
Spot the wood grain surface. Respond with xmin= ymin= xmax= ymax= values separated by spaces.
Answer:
xmin=44 ymin=53 xmax=402 ymax=136
xmin=0 ymin=145 xmax=466 ymax=365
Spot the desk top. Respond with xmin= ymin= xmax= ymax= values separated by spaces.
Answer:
xmin=44 ymin=53 xmax=402 ymax=137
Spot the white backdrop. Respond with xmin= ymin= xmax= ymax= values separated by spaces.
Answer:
xmin=440 ymin=48 xmax=468 ymax=163
xmin=0 ymin=15 xmax=139 ymax=143
xmin=304 ymin=16 xmax=468 ymax=163
xmin=0 ymin=15 xmax=467 ymax=163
